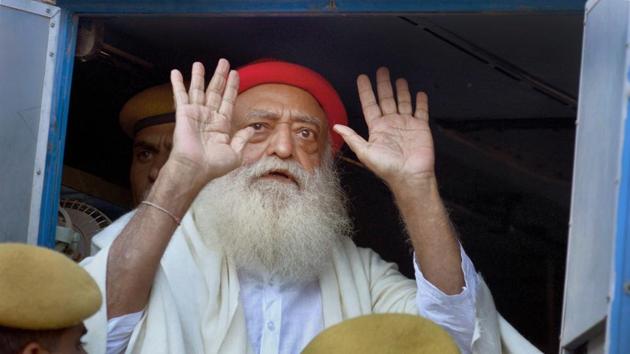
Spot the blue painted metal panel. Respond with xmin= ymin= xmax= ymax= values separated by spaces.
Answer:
xmin=57 ymin=0 xmax=330 ymax=13
xmin=609 ymin=86 xmax=630 ymax=354
xmin=38 ymin=10 xmax=78 ymax=247
xmin=56 ymin=0 xmax=585 ymax=14
xmin=334 ymin=0 xmax=585 ymax=13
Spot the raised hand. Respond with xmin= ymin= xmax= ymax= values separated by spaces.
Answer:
xmin=168 ymin=59 xmax=254 ymax=187
xmin=107 ymin=61 xmax=256 ymax=319
xmin=334 ymin=68 xmax=465 ymax=295
xmin=333 ymin=67 xmax=435 ymax=190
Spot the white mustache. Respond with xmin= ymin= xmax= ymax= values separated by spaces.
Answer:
xmin=244 ymin=156 xmax=310 ymax=188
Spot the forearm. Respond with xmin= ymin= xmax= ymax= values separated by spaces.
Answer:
xmin=106 ymin=161 xmax=202 ymax=318
xmin=391 ymin=176 xmax=464 ymax=295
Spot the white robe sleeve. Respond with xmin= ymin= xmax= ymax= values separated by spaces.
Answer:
xmin=413 ymin=246 xmax=477 ymax=354
xmin=330 ymin=237 xmax=539 ymax=354
xmin=106 ymin=312 xmax=144 ymax=354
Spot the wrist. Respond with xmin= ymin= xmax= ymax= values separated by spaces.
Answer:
xmin=388 ymin=173 xmax=439 ymax=199
xmin=388 ymin=174 xmax=446 ymax=220
xmin=146 ymin=161 xmax=205 ymax=217
xmin=160 ymin=158 xmax=208 ymax=193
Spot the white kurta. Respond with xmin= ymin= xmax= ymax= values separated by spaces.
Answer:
xmin=104 ymin=247 xmax=478 ymax=354
xmin=82 ymin=211 xmax=541 ymax=354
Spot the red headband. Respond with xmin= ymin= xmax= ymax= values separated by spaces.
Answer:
xmin=237 ymin=60 xmax=348 ymax=153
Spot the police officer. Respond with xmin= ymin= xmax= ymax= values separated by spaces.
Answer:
xmin=0 ymin=243 xmax=101 ymax=354
xmin=119 ymin=84 xmax=176 ymax=206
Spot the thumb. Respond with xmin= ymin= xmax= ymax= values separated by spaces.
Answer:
xmin=230 ymin=127 xmax=255 ymax=154
xmin=333 ymin=124 xmax=368 ymax=157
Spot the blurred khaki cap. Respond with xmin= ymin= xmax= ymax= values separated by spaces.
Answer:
xmin=302 ymin=313 xmax=460 ymax=354
xmin=0 ymin=243 xmax=102 ymax=330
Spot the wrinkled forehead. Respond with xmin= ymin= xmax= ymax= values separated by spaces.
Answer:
xmin=235 ymin=83 xmax=328 ymax=129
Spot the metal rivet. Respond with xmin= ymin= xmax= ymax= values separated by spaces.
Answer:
xmin=50 ymin=22 xmax=55 ymax=28
xmin=36 ymin=169 xmax=41 ymax=176
xmin=45 ymin=8 xmax=51 ymax=14
xmin=49 ymin=52 xmax=55 ymax=58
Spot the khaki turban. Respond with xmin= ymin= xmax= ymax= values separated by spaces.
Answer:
xmin=119 ymin=83 xmax=175 ymax=138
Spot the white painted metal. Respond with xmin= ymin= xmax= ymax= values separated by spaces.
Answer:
xmin=0 ymin=0 xmax=57 ymax=17
xmin=26 ymin=3 xmax=59 ymax=245
xmin=0 ymin=0 xmax=60 ymax=244
xmin=561 ymin=0 xmax=629 ymax=351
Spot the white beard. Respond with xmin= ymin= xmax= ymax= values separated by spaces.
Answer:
xmin=192 ymin=153 xmax=353 ymax=282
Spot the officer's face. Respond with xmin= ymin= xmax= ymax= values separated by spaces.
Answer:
xmin=130 ymin=123 xmax=175 ymax=205
xmin=50 ymin=324 xmax=87 ymax=354
xmin=20 ymin=324 xmax=87 ymax=354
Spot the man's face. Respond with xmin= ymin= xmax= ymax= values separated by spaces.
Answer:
xmin=233 ymin=84 xmax=328 ymax=174
xmin=129 ymin=123 xmax=174 ymax=205
xmin=18 ymin=324 xmax=87 ymax=354
xmin=48 ymin=324 xmax=87 ymax=354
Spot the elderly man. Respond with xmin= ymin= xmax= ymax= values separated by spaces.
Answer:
xmin=82 ymin=59 xmax=531 ymax=354
xmin=119 ymin=84 xmax=177 ymax=206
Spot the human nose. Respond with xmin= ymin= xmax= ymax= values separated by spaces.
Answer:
xmin=148 ymin=153 xmax=169 ymax=182
xmin=148 ymin=164 xmax=159 ymax=183
xmin=265 ymin=124 xmax=295 ymax=159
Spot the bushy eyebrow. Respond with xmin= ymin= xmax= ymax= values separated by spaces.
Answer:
xmin=246 ymin=109 xmax=323 ymax=128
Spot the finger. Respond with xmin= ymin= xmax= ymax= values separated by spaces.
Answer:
xmin=230 ymin=126 xmax=255 ymax=154
xmin=357 ymin=74 xmax=381 ymax=128
xmin=396 ymin=78 xmax=412 ymax=115
xmin=188 ymin=62 xmax=206 ymax=105
xmin=171 ymin=69 xmax=188 ymax=107
xmin=376 ymin=67 xmax=397 ymax=116
xmin=333 ymin=124 xmax=368 ymax=158
xmin=205 ymin=58 xmax=230 ymax=111
xmin=414 ymin=92 xmax=429 ymax=121
xmin=218 ymin=70 xmax=239 ymax=118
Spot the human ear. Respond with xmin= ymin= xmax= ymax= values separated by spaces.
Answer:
xmin=20 ymin=342 xmax=49 ymax=354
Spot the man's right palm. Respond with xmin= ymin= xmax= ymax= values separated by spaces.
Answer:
xmin=168 ymin=59 xmax=254 ymax=186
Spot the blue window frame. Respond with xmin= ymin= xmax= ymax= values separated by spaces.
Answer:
xmin=56 ymin=0 xmax=585 ymax=14
xmin=609 ymin=82 xmax=630 ymax=354
xmin=45 ymin=3 xmax=630 ymax=354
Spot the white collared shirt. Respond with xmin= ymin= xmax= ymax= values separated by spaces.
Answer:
xmin=106 ymin=248 xmax=477 ymax=354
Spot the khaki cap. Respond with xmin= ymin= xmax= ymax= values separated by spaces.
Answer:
xmin=302 ymin=314 xmax=460 ymax=354
xmin=0 ymin=243 xmax=102 ymax=330
xmin=119 ymin=83 xmax=175 ymax=138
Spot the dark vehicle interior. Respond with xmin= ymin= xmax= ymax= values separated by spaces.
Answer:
xmin=61 ymin=14 xmax=582 ymax=352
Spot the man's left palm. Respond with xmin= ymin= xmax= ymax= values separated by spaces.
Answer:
xmin=334 ymin=67 xmax=435 ymax=187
